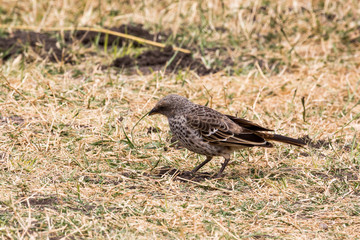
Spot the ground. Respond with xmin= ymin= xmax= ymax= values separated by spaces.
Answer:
xmin=0 ymin=0 xmax=360 ymax=239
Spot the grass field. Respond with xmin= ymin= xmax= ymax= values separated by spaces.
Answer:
xmin=1 ymin=0 xmax=360 ymax=239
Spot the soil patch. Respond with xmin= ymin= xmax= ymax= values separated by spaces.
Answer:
xmin=83 ymin=175 xmax=124 ymax=185
xmin=0 ymin=31 xmax=72 ymax=63
xmin=311 ymin=168 xmax=359 ymax=181
xmin=20 ymin=195 xmax=60 ymax=209
xmin=111 ymin=45 xmax=217 ymax=75
xmin=300 ymin=135 xmax=331 ymax=149
xmin=300 ymin=134 xmax=358 ymax=150
xmin=0 ymin=115 xmax=25 ymax=125
xmin=66 ymin=23 xmax=167 ymax=47
xmin=0 ymin=24 xmax=219 ymax=75
xmin=147 ymin=126 xmax=161 ymax=134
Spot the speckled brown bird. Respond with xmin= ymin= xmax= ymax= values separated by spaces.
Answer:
xmin=149 ymin=94 xmax=306 ymax=176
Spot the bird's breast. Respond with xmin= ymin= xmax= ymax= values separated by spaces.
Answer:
xmin=168 ymin=117 xmax=227 ymax=156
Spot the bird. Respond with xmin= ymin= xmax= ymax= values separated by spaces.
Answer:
xmin=149 ymin=94 xmax=306 ymax=176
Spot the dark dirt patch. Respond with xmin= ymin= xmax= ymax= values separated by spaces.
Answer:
xmin=117 ymin=116 xmax=124 ymax=122
xmin=67 ymin=203 xmax=96 ymax=214
xmin=0 ymin=115 xmax=25 ymax=125
xmin=253 ymin=235 xmax=276 ymax=239
xmin=311 ymin=171 xmax=331 ymax=180
xmin=1 ymin=24 xmax=162 ymax=62
xmin=113 ymin=55 xmax=134 ymax=67
xmin=0 ymin=31 xmax=72 ymax=63
xmin=20 ymin=195 xmax=97 ymax=214
xmin=111 ymin=45 xmax=217 ymax=76
xmin=300 ymin=135 xmax=358 ymax=151
xmin=147 ymin=126 xmax=161 ymax=134
xmin=20 ymin=196 xmax=59 ymax=209
xmin=66 ymin=23 xmax=167 ymax=47
xmin=312 ymin=168 xmax=358 ymax=181
xmin=329 ymin=168 xmax=359 ymax=181
xmin=262 ymin=168 xmax=305 ymax=180
xmin=83 ymin=175 xmax=124 ymax=185
xmin=340 ymin=142 xmax=358 ymax=151
xmin=1 ymin=24 xmax=220 ymax=75
xmin=300 ymin=135 xmax=331 ymax=149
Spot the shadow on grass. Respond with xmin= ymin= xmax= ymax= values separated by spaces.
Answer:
xmin=149 ymin=166 xmax=219 ymax=182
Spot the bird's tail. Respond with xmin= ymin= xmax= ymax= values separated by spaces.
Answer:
xmin=259 ymin=133 xmax=306 ymax=147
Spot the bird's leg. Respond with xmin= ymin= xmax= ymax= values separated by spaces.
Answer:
xmin=217 ymin=157 xmax=230 ymax=177
xmin=191 ymin=156 xmax=213 ymax=174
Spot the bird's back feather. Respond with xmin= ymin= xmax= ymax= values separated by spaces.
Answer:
xmin=185 ymin=105 xmax=271 ymax=147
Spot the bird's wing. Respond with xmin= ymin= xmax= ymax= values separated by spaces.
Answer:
xmin=186 ymin=108 xmax=269 ymax=147
xmin=225 ymin=115 xmax=273 ymax=131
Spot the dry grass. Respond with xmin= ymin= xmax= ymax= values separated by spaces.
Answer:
xmin=1 ymin=0 xmax=360 ymax=239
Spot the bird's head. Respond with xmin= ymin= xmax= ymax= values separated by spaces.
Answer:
xmin=149 ymin=94 xmax=189 ymax=118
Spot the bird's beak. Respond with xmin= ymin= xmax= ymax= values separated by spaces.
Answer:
xmin=148 ymin=107 xmax=157 ymax=116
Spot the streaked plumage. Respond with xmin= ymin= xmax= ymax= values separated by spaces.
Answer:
xmin=149 ymin=94 xmax=306 ymax=176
